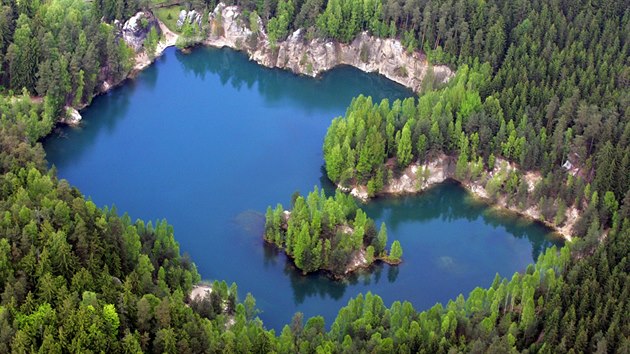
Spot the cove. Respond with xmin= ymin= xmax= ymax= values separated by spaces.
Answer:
xmin=44 ymin=46 xmax=563 ymax=330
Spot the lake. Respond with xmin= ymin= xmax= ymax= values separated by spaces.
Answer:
xmin=44 ymin=46 xmax=563 ymax=330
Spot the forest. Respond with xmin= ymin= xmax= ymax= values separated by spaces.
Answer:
xmin=264 ymin=187 xmax=401 ymax=276
xmin=0 ymin=0 xmax=138 ymax=123
xmin=0 ymin=0 xmax=627 ymax=351
xmin=322 ymin=65 xmax=620 ymax=248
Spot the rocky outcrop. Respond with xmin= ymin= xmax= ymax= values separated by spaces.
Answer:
xmin=177 ymin=9 xmax=202 ymax=30
xmin=344 ymin=155 xmax=576 ymax=241
xmin=60 ymin=106 xmax=82 ymax=126
xmin=122 ymin=12 xmax=161 ymax=51
xmin=206 ymin=4 xmax=453 ymax=92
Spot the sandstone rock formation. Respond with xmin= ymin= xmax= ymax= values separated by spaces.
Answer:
xmin=206 ymin=3 xmax=453 ymax=92
xmin=61 ymin=106 xmax=82 ymax=126
xmin=122 ymin=12 xmax=161 ymax=51
xmin=177 ymin=9 xmax=202 ymax=30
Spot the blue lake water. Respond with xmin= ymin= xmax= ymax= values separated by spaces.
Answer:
xmin=44 ymin=46 xmax=563 ymax=330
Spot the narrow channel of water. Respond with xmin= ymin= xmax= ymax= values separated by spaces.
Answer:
xmin=44 ymin=46 xmax=563 ymax=330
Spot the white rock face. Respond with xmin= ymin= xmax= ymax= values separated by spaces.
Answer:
xmin=122 ymin=12 xmax=160 ymax=51
xmin=177 ymin=10 xmax=187 ymax=29
xmin=206 ymin=3 xmax=453 ymax=91
xmin=62 ymin=107 xmax=82 ymax=126
xmin=177 ymin=9 xmax=202 ymax=30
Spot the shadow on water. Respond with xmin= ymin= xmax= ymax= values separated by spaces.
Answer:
xmin=43 ymin=80 xmax=135 ymax=167
xmin=260 ymin=235 xmax=404 ymax=305
xmin=261 ymin=242 xmax=347 ymax=304
xmin=362 ymin=180 xmax=563 ymax=260
xmin=175 ymin=46 xmax=412 ymax=112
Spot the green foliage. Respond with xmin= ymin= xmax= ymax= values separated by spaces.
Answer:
xmin=388 ymin=240 xmax=402 ymax=262
xmin=249 ymin=11 xmax=260 ymax=34
xmin=0 ymin=163 xmax=213 ymax=352
xmin=396 ymin=123 xmax=413 ymax=168
xmin=0 ymin=0 xmax=628 ymax=350
xmin=323 ymin=66 xmax=486 ymax=187
xmin=264 ymin=186 xmax=397 ymax=276
xmin=145 ymin=27 xmax=160 ymax=59
xmin=154 ymin=6 xmax=183 ymax=33
xmin=176 ymin=22 xmax=205 ymax=49
xmin=267 ymin=0 xmax=294 ymax=44
xmin=0 ymin=0 xmax=138 ymax=115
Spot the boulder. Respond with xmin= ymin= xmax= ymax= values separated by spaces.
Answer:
xmin=176 ymin=9 xmax=187 ymax=29
xmin=177 ymin=9 xmax=202 ymax=30
xmin=62 ymin=107 xmax=82 ymax=126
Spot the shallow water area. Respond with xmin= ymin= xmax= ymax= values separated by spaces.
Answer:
xmin=44 ymin=46 xmax=562 ymax=330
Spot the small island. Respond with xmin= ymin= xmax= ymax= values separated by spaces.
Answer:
xmin=264 ymin=187 xmax=402 ymax=278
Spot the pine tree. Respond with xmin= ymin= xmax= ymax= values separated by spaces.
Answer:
xmin=397 ymin=123 xmax=413 ymax=167
xmin=376 ymin=223 xmax=387 ymax=255
xmin=389 ymin=240 xmax=403 ymax=262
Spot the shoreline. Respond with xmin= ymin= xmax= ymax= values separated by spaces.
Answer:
xmin=94 ymin=2 xmax=454 ymax=106
xmin=263 ymin=236 xmax=400 ymax=281
xmin=341 ymin=155 xmax=576 ymax=242
xmin=204 ymin=4 xmax=454 ymax=92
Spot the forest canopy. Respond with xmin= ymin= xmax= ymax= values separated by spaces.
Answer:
xmin=264 ymin=187 xmax=400 ymax=276
xmin=0 ymin=0 xmax=627 ymax=351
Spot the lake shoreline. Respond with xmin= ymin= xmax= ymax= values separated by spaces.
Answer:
xmin=47 ymin=8 xmax=572 ymax=314
xmin=74 ymin=1 xmax=453 ymax=121
xmin=340 ymin=155 xmax=576 ymax=241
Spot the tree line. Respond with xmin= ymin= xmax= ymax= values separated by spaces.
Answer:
xmin=264 ymin=186 xmax=401 ymax=277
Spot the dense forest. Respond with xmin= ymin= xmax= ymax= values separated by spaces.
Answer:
xmin=0 ymin=0 xmax=139 ymax=124
xmin=322 ymin=66 xmax=618 ymax=247
xmin=264 ymin=187 xmax=401 ymax=276
xmin=0 ymin=0 xmax=627 ymax=351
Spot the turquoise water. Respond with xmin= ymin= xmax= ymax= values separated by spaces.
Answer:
xmin=44 ymin=46 xmax=562 ymax=330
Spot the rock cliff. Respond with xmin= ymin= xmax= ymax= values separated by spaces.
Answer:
xmin=121 ymin=12 xmax=162 ymax=52
xmin=344 ymin=155 xmax=576 ymax=240
xmin=206 ymin=3 xmax=453 ymax=91
xmin=177 ymin=9 xmax=202 ymax=30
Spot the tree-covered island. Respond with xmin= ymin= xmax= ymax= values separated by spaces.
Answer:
xmin=264 ymin=187 xmax=402 ymax=277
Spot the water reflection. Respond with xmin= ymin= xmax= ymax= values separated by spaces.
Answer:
xmin=43 ymin=83 xmax=134 ymax=167
xmin=176 ymin=46 xmax=410 ymax=112
xmin=363 ymin=180 xmax=562 ymax=260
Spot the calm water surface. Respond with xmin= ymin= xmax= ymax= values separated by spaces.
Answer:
xmin=44 ymin=46 xmax=563 ymax=330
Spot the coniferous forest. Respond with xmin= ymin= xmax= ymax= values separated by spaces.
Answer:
xmin=264 ymin=187 xmax=401 ymax=276
xmin=0 ymin=0 xmax=628 ymax=351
